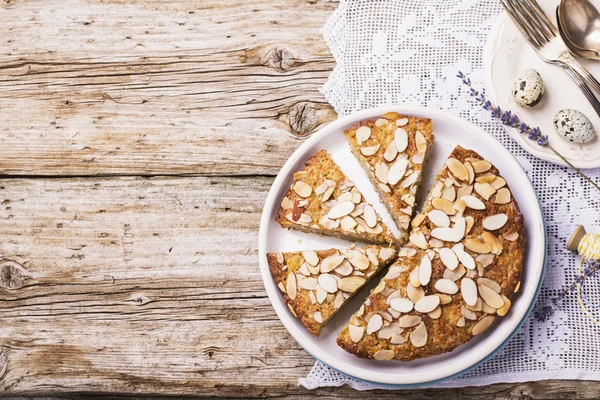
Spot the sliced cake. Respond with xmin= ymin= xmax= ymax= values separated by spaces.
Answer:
xmin=268 ymin=246 xmax=397 ymax=336
xmin=336 ymin=146 xmax=524 ymax=361
xmin=276 ymin=150 xmax=399 ymax=246
xmin=344 ymin=112 xmax=433 ymax=239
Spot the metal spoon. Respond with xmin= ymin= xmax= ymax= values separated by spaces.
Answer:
xmin=557 ymin=0 xmax=600 ymax=60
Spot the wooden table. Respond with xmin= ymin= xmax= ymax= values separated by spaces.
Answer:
xmin=0 ymin=0 xmax=598 ymax=398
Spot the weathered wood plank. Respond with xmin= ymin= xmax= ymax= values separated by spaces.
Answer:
xmin=0 ymin=0 xmax=337 ymax=177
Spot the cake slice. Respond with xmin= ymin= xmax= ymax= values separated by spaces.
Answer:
xmin=268 ymin=246 xmax=397 ymax=336
xmin=336 ymin=146 xmax=524 ymax=361
xmin=344 ymin=112 xmax=433 ymax=239
xmin=276 ymin=150 xmax=399 ymax=246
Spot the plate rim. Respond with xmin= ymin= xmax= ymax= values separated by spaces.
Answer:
xmin=258 ymin=105 xmax=547 ymax=386
xmin=483 ymin=12 xmax=600 ymax=169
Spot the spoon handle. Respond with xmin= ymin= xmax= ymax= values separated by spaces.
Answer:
xmin=562 ymin=64 xmax=600 ymax=118
xmin=562 ymin=52 xmax=600 ymax=94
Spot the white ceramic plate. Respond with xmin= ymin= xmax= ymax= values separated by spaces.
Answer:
xmin=259 ymin=106 xmax=546 ymax=386
xmin=484 ymin=0 xmax=600 ymax=169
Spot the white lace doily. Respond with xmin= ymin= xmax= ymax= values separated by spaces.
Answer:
xmin=300 ymin=0 xmax=600 ymax=390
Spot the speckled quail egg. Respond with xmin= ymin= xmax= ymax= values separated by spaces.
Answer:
xmin=553 ymin=109 xmax=596 ymax=144
xmin=512 ymin=69 xmax=545 ymax=107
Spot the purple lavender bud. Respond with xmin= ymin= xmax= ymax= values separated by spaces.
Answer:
xmin=519 ymin=123 xmax=528 ymax=133
xmin=537 ymin=135 xmax=549 ymax=146
xmin=508 ymin=114 xmax=520 ymax=126
xmin=457 ymin=71 xmax=464 ymax=79
xmin=500 ymin=111 xmax=512 ymax=122
xmin=483 ymin=100 xmax=492 ymax=110
xmin=491 ymin=107 xmax=502 ymax=118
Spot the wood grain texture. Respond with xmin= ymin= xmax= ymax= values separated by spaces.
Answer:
xmin=0 ymin=0 xmax=337 ymax=176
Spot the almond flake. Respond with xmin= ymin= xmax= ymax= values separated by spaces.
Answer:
xmin=478 ymin=284 xmax=504 ymax=308
xmin=428 ymin=209 xmax=450 ymax=227
xmin=391 ymin=334 xmax=405 ymax=344
xmin=373 ymin=349 xmax=395 ymax=360
xmin=416 ymin=130 xmax=427 ymax=153
xmin=361 ymin=144 xmax=380 ymax=157
xmin=432 ymin=197 xmax=456 ymax=215
xmin=461 ymin=278 xmax=478 ymax=306
xmin=462 ymin=305 xmax=478 ymax=320
xmin=464 ymin=238 xmax=492 ymax=254
xmin=313 ymin=311 xmax=323 ymax=323
xmin=465 ymin=216 xmax=475 ymax=235
xmin=328 ymin=201 xmax=355 ymax=219
xmin=281 ymin=197 xmax=294 ymax=209
xmin=436 ymin=293 xmax=453 ymax=304
xmin=472 ymin=160 xmax=492 ymax=173
xmin=292 ymin=181 xmax=312 ymax=198
xmin=278 ymin=282 xmax=285 ymax=293
xmin=438 ymin=247 xmax=458 ymax=270
xmin=409 ymin=231 xmax=428 ymax=249
xmin=407 ymin=283 xmax=425 ymax=303
xmin=302 ymin=251 xmax=319 ymax=266
xmin=412 ymin=152 xmax=425 ymax=164
xmin=472 ymin=316 xmax=495 ymax=335
xmin=379 ymin=247 xmax=396 ymax=261
xmin=476 ymin=173 xmax=497 ymax=184
xmin=428 ymin=306 xmax=442 ymax=319
xmin=396 ymin=117 xmax=409 ymax=127
xmin=363 ymin=206 xmax=377 ymax=228
xmin=401 ymin=171 xmax=420 ymax=189
xmin=395 ymin=128 xmax=408 ymax=153
xmin=465 ymin=161 xmax=475 ymax=184
xmin=388 ymin=158 xmax=409 ymax=186
xmin=399 ymin=315 xmax=422 ymax=328
xmin=442 ymin=185 xmax=456 ymax=201
xmin=366 ymin=314 xmax=383 ymax=334
xmin=349 ymin=324 xmax=365 ymax=342
xmin=286 ymin=272 xmax=297 ymax=301
xmin=490 ymin=176 xmax=506 ymax=190
xmin=347 ymin=250 xmax=370 ymax=270
xmin=419 ymin=255 xmax=432 ymax=286
xmin=410 ymin=266 xmax=421 ymax=287
xmin=339 ymin=276 xmax=366 ymax=293
xmin=478 ymin=278 xmax=502 ymax=293
xmin=497 ymin=296 xmax=511 ymax=316
xmin=461 ymin=195 xmax=486 ymax=210
xmin=410 ymin=322 xmax=428 ymax=347
xmin=457 ymin=316 xmax=466 ymax=327
xmin=495 ymin=188 xmax=511 ymax=204
xmin=294 ymin=171 xmax=308 ymax=180
xmin=390 ymin=297 xmax=414 ymax=313
xmin=504 ymin=232 xmax=519 ymax=241
xmin=355 ymin=126 xmax=371 ymax=145
xmin=476 ymin=253 xmax=495 ymax=268
xmin=435 ymin=278 xmax=459 ymax=294
xmin=375 ymin=163 xmax=389 ymax=184
xmin=475 ymin=182 xmax=496 ymax=200
xmin=483 ymin=214 xmax=508 ymax=231
xmin=334 ymin=260 xmax=353 ymax=276
xmin=322 ymin=186 xmax=335 ymax=202
xmin=446 ymin=158 xmax=469 ymax=181
xmin=375 ymin=118 xmax=388 ymax=127
xmin=415 ymin=295 xmax=440 ymax=313
xmin=320 ymin=254 xmax=344 ymax=273
xmin=317 ymin=274 xmax=337 ymax=293
xmin=378 ymin=323 xmax=403 ymax=339
xmin=298 ymin=277 xmax=318 ymax=290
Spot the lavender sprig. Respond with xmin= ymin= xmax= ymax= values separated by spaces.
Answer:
xmin=457 ymin=72 xmax=600 ymax=193
xmin=536 ymin=259 xmax=600 ymax=321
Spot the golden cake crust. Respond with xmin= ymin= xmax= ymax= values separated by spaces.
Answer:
xmin=336 ymin=146 xmax=524 ymax=361
xmin=344 ymin=113 xmax=434 ymax=239
xmin=268 ymin=246 xmax=397 ymax=336
xmin=276 ymin=150 xmax=399 ymax=246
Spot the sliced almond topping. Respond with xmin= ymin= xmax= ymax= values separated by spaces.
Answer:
xmin=478 ymin=284 xmax=504 ymax=308
xmin=457 ymin=316 xmax=466 ymax=327
xmin=472 ymin=160 xmax=492 ymax=173
xmin=465 ymin=216 xmax=475 ymax=235
xmin=481 ymin=300 xmax=496 ymax=314
xmin=321 ymin=186 xmax=334 ymax=202
xmin=381 ymin=142 xmax=398 ymax=163
xmin=390 ymin=297 xmax=414 ymax=313
xmin=395 ymin=128 xmax=408 ymax=153
xmin=428 ymin=306 xmax=442 ymax=319
xmin=407 ymin=283 xmax=425 ymax=303
xmin=355 ymin=126 xmax=372 ymax=145
xmin=412 ymin=213 xmax=426 ymax=228
xmin=409 ymin=231 xmax=428 ymax=249
xmin=419 ymin=255 xmax=432 ymax=286
xmin=426 ymin=209 xmax=449 ymax=228
xmin=302 ymin=250 xmax=318 ymax=267
xmin=414 ymin=295 xmax=440 ymax=313
xmin=379 ymin=247 xmax=396 ymax=261
xmin=347 ymin=250 xmax=370 ymax=270
xmin=388 ymin=158 xmax=409 ymax=186
xmin=476 ymin=253 xmax=495 ymax=268
xmin=474 ymin=182 xmax=496 ymax=200
xmin=476 ymin=173 xmax=497 ymax=184
xmin=294 ymin=171 xmax=308 ymax=180
xmin=483 ymin=214 xmax=508 ymax=231
xmin=478 ymin=278 xmax=502 ymax=293
xmin=366 ymin=314 xmax=383 ymax=334
xmin=383 ymin=111 xmax=400 ymax=120
xmin=439 ymin=247 xmax=459 ymax=270
xmin=446 ymin=158 xmax=469 ymax=181
xmin=457 ymin=184 xmax=474 ymax=198
xmin=287 ymin=303 xmax=297 ymax=317
xmin=317 ymin=274 xmax=337 ymax=293
xmin=375 ymin=163 xmax=389 ymax=184
xmin=286 ymin=272 xmax=297 ymax=301
xmin=400 ymin=171 xmax=420 ymax=189
xmin=363 ymin=206 xmax=377 ymax=228
xmin=339 ymin=215 xmax=357 ymax=231
xmin=313 ymin=311 xmax=323 ymax=323
xmin=472 ymin=316 xmax=495 ymax=335
xmin=334 ymin=260 xmax=353 ymax=276
xmin=361 ymin=144 xmax=380 ymax=157
xmin=349 ymin=324 xmax=365 ymax=343
xmin=298 ymin=277 xmax=318 ymax=290
xmin=292 ymin=181 xmax=312 ymax=198
xmin=410 ymin=321 xmax=428 ymax=347
xmin=436 ymin=293 xmax=453 ymax=304
xmin=276 ymin=253 xmax=284 ymax=264
xmin=328 ymin=201 xmax=355 ymax=219
xmin=416 ymin=130 xmax=427 ymax=153
xmin=461 ymin=195 xmax=486 ymax=210
xmin=391 ymin=334 xmax=405 ymax=344
xmin=465 ymin=161 xmax=475 ymax=185
xmin=396 ymin=117 xmax=409 ymax=127
xmin=491 ymin=176 xmax=506 ymax=190
xmin=281 ymin=197 xmax=294 ymax=209
xmin=441 ymin=185 xmax=456 ymax=202
xmin=316 ymin=285 xmax=327 ymax=304
xmin=432 ymin=197 xmax=456 ymax=215
xmin=461 ymin=278 xmax=478 ymax=306
xmin=464 ymin=238 xmax=492 ymax=254
xmin=503 ymin=232 xmax=519 ymax=242
xmin=375 ymin=118 xmax=388 ymax=127
xmin=462 ymin=305 xmax=478 ymax=320
xmin=497 ymin=296 xmax=511 ymax=316
xmin=339 ymin=276 xmax=366 ymax=293
xmin=410 ymin=266 xmax=421 ymax=288
xmin=495 ymin=188 xmax=511 ymax=204
xmin=435 ymin=278 xmax=459 ymax=295
xmin=399 ymin=315 xmax=422 ymax=328
xmin=467 ymin=297 xmax=483 ymax=312
xmin=373 ymin=349 xmax=395 ymax=360
xmin=320 ymin=254 xmax=344 ymax=273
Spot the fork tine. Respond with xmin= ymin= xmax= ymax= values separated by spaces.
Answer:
xmin=514 ymin=0 xmax=554 ymax=41
xmin=501 ymin=0 xmax=544 ymax=49
xmin=506 ymin=0 xmax=549 ymax=45
xmin=525 ymin=0 xmax=559 ymax=36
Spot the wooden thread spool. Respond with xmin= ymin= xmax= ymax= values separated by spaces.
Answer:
xmin=567 ymin=225 xmax=600 ymax=260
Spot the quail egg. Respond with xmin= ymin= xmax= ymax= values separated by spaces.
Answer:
xmin=512 ymin=69 xmax=545 ymax=107
xmin=553 ymin=109 xmax=596 ymax=144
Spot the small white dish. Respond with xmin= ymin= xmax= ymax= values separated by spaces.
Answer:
xmin=258 ymin=106 xmax=546 ymax=386
xmin=484 ymin=0 xmax=600 ymax=169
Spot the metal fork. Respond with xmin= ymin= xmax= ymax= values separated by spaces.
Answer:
xmin=501 ymin=0 xmax=600 ymax=118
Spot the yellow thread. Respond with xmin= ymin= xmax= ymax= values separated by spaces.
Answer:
xmin=576 ymin=258 xmax=600 ymax=325
xmin=578 ymin=233 xmax=600 ymax=260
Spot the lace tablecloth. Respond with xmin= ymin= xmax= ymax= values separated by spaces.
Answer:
xmin=300 ymin=0 xmax=600 ymax=390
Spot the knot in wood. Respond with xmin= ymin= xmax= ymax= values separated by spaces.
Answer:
xmin=288 ymin=102 xmax=318 ymax=138
xmin=263 ymin=47 xmax=296 ymax=72
xmin=126 ymin=293 xmax=152 ymax=306
xmin=0 ymin=260 xmax=28 ymax=290
xmin=0 ymin=346 xmax=8 ymax=381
